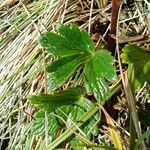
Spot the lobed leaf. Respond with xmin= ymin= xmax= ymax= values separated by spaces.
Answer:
xmin=39 ymin=24 xmax=117 ymax=101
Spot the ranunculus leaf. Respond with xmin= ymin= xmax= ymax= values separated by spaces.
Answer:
xmin=39 ymin=24 xmax=117 ymax=100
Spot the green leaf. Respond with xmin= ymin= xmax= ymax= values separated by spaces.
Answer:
xmin=28 ymin=97 xmax=99 ymax=139
xmin=58 ymin=98 xmax=95 ymax=121
xmin=58 ymin=24 xmax=95 ymax=52
xmin=47 ymin=54 xmax=89 ymax=90
xmin=29 ymin=110 xmax=60 ymax=136
xmin=121 ymin=44 xmax=150 ymax=89
xmin=46 ymin=54 xmax=80 ymax=73
xmin=39 ymin=24 xmax=94 ymax=56
xmin=57 ymin=97 xmax=99 ymax=137
xmin=28 ymin=87 xmax=86 ymax=112
xmin=40 ymin=24 xmax=116 ymax=100
xmin=70 ymin=138 xmax=84 ymax=150
xmin=84 ymin=50 xmax=116 ymax=100
xmin=82 ymin=112 xmax=99 ymax=137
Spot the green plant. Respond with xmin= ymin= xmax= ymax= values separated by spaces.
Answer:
xmin=27 ymin=24 xmax=150 ymax=149
xmin=28 ymin=24 xmax=120 ymax=149
xmin=39 ymin=24 xmax=117 ymax=100
xmin=121 ymin=44 xmax=150 ymax=150
xmin=121 ymin=44 xmax=150 ymax=90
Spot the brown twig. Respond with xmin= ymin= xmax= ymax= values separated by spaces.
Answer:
xmin=106 ymin=0 xmax=121 ymax=52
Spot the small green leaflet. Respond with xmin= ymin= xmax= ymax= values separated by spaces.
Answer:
xmin=39 ymin=24 xmax=94 ymax=56
xmin=57 ymin=97 xmax=99 ymax=137
xmin=40 ymin=24 xmax=116 ymax=100
xmin=46 ymin=54 xmax=90 ymax=90
xmin=84 ymin=50 xmax=116 ymax=100
xmin=28 ymin=98 xmax=99 ymax=139
xmin=28 ymin=110 xmax=60 ymax=136
xmin=121 ymin=44 xmax=150 ymax=89
xmin=28 ymin=87 xmax=86 ymax=112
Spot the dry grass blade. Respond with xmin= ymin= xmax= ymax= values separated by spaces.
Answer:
xmin=101 ymin=106 xmax=122 ymax=150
